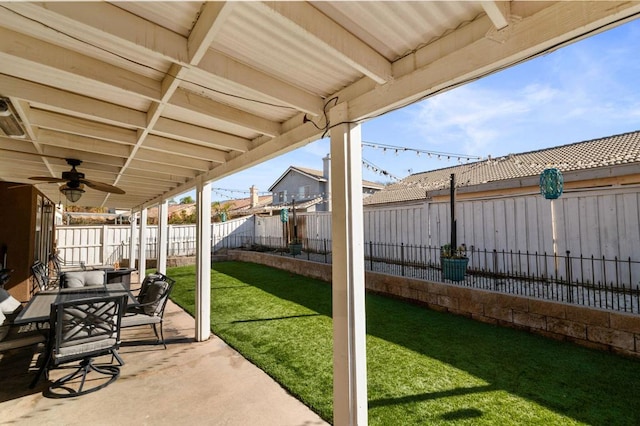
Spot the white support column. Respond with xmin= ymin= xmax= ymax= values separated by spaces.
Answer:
xmin=157 ymin=199 xmax=169 ymax=274
xmin=138 ymin=208 xmax=148 ymax=276
xmin=129 ymin=212 xmax=137 ymax=270
xmin=101 ymin=225 xmax=108 ymax=266
xmin=195 ymin=178 xmax=211 ymax=342
xmin=330 ymin=102 xmax=368 ymax=426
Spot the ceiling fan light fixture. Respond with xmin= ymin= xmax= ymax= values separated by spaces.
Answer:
xmin=0 ymin=98 xmax=26 ymax=138
xmin=60 ymin=184 xmax=85 ymax=203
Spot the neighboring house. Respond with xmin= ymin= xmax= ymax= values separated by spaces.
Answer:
xmin=269 ymin=155 xmax=384 ymax=212
xmin=362 ymin=130 xmax=640 ymax=264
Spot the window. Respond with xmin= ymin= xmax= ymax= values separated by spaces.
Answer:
xmin=278 ymin=191 xmax=287 ymax=203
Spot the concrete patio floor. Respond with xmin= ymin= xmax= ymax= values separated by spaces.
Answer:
xmin=0 ymin=283 xmax=328 ymax=426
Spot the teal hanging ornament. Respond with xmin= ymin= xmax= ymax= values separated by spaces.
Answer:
xmin=280 ymin=209 xmax=288 ymax=223
xmin=540 ymin=168 xmax=563 ymax=199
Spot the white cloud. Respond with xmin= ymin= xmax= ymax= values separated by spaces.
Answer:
xmin=410 ymin=82 xmax=562 ymax=156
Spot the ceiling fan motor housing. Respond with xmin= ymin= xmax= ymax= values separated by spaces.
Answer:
xmin=62 ymin=159 xmax=84 ymax=188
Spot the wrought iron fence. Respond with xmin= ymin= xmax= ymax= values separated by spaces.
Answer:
xmin=218 ymin=236 xmax=640 ymax=314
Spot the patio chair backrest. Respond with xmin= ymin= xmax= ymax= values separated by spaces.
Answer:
xmin=30 ymin=261 xmax=48 ymax=293
xmin=137 ymin=273 xmax=164 ymax=302
xmin=137 ymin=273 xmax=175 ymax=317
xmin=50 ymin=294 xmax=126 ymax=366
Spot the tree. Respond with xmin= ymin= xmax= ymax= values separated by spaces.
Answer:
xmin=211 ymin=201 xmax=232 ymax=222
xmin=180 ymin=196 xmax=194 ymax=204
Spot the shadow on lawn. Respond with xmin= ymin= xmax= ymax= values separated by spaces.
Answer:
xmin=368 ymin=384 xmax=496 ymax=408
xmin=212 ymin=262 xmax=640 ymax=425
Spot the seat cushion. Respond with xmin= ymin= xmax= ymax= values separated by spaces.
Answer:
xmin=63 ymin=271 xmax=106 ymax=288
xmin=54 ymin=338 xmax=117 ymax=360
xmin=121 ymin=313 xmax=161 ymax=327
xmin=0 ymin=288 xmax=22 ymax=318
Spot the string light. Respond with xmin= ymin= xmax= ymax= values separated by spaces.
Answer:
xmin=362 ymin=158 xmax=401 ymax=181
xmin=362 ymin=141 xmax=481 ymax=162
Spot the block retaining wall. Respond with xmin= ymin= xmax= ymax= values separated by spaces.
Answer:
xmin=227 ymin=250 xmax=640 ymax=358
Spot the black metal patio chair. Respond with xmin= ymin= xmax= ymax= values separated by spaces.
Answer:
xmin=121 ymin=273 xmax=175 ymax=349
xmin=33 ymin=294 xmax=127 ymax=398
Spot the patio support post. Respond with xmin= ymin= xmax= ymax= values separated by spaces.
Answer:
xmin=138 ymin=208 xmax=148 ymax=276
xmin=195 ymin=178 xmax=211 ymax=342
xmin=157 ymin=199 xmax=169 ymax=274
xmin=129 ymin=212 xmax=137 ymax=269
xmin=330 ymin=102 xmax=368 ymax=426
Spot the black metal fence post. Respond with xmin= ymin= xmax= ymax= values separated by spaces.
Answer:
xmin=401 ymin=243 xmax=405 ymax=277
xmin=566 ymin=250 xmax=573 ymax=303
xmin=369 ymin=241 xmax=374 ymax=271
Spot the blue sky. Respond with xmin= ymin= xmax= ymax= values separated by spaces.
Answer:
xmin=182 ymin=19 xmax=640 ymax=202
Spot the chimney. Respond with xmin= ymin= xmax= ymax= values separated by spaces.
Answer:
xmin=323 ymin=154 xmax=331 ymax=212
xmin=250 ymin=185 xmax=259 ymax=208
xmin=323 ymin=154 xmax=331 ymax=179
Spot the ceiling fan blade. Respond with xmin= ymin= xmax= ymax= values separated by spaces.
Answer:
xmin=29 ymin=176 xmax=67 ymax=183
xmin=80 ymin=178 xmax=125 ymax=194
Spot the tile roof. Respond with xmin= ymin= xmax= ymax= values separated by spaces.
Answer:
xmin=224 ymin=195 xmax=273 ymax=212
xmin=364 ymin=130 xmax=640 ymax=205
xmin=291 ymin=166 xmax=326 ymax=181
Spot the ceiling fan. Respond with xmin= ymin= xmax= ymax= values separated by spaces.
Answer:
xmin=29 ymin=158 xmax=125 ymax=202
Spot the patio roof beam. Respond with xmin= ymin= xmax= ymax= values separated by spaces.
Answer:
xmin=29 ymin=109 xmax=139 ymax=145
xmin=127 ymin=160 xmax=199 ymax=180
xmin=197 ymin=51 xmax=324 ymax=117
xmin=169 ymin=89 xmax=282 ymax=138
xmin=0 ymin=26 xmax=161 ymax=102
xmin=134 ymin=148 xmax=212 ymax=172
xmin=153 ymin=117 xmax=251 ymax=153
xmin=481 ymin=1 xmax=511 ymax=30
xmin=36 ymin=129 xmax=133 ymax=159
xmin=143 ymin=135 xmax=228 ymax=164
xmin=0 ymin=74 xmax=148 ymax=129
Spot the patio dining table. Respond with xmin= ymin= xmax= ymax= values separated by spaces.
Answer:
xmin=14 ymin=283 xmax=137 ymax=325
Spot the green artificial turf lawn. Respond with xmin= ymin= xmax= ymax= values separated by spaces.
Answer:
xmin=168 ymin=262 xmax=640 ymax=425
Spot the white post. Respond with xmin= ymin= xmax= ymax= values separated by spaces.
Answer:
xmin=157 ymin=199 xmax=169 ymax=274
xmin=101 ymin=225 xmax=108 ymax=266
xmin=195 ymin=178 xmax=211 ymax=342
xmin=138 ymin=208 xmax=148 ymax=276
xmin=551 ymin=199 xmax=558 ymax=256
xmin=129 ymin=212 xmax=137 ymax=270
xmin=330 ymin=102 xmax=368 ymax=426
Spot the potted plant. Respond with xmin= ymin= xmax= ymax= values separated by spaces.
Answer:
xmin=440 ymin=243 xmax=468 ymax=281
xmin=289 ymin=238 xmax=303 ymax=255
